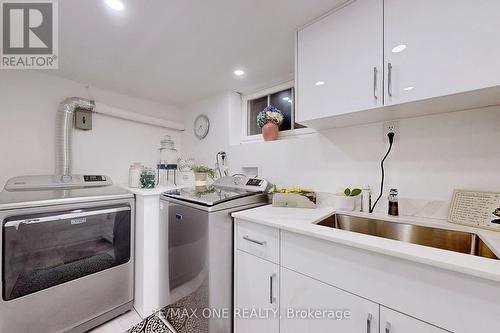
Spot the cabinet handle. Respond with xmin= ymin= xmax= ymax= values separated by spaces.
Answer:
xmin=366 ymin=313 xmax=373 ymax=333
xmin=385 ymin=322 xmax=392 ymax=333
xmin=373 ymin=67 xmax=378 ymax=100
xmin=243 ymin=235 xmax=266 ymax=246
xmin=269 ymin=274 xmax=276 ymax=304
xmin=388 ymin=63 xmax=393 ymax=97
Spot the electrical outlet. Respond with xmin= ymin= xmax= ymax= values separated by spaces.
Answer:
xmin=383 ymin=120 xmax=399 ymax=142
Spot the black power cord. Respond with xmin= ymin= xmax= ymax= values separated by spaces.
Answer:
xmin=370 ymin=132 xmax=395 ymax=213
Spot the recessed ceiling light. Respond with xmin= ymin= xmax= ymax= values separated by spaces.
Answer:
xmin=105 ymin=0 xmax=125 ymax=11
xmin=392 ymin=44 xmax=407 ymax=53
xmin=233 ymin=69 xmax=245 ymax=76
xmin=403 ymin=86 xmax=415 ymax=91
xmin=315 ymin=81 xmax=325 ymax=86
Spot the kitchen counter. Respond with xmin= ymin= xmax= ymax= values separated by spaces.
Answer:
xmin=232 ymin=205 xmax=500 ymax=283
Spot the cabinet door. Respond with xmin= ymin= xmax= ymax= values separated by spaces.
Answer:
xmin=296 ymin=0 xmax=383 ymax=123
xmin=384 ymin=0 xmax=500 ymax=105
xmin=235 ymin=250 xmax=279 ymax=333
xmin=280 ymin=268 xmax=379 ymax=333
xmin=380 ymin=307 xmax=448 ymax=333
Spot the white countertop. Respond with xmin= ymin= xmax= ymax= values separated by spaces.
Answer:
xmin=123 ymin=184 xmax=184 ymax=196
xmin=232 ymin=205 xmax=500 ymax=283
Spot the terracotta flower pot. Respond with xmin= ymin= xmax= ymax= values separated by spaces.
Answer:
xmin=262 ymin=122 xmax=279 ymax=141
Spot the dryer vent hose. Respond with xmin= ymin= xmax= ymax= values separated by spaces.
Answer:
xmin=55 ymin=97 xmax=95 ymax=175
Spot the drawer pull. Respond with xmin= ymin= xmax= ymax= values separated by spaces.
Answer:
xmin=269 ymin=274 xmax=276 ymax=304
xmin=243 ymin=235 xmax=266 ymax=246
xmin=367 ymin=313 xmax=373 ymax=333
xmin=388 ymin=62 xmax=393 ymax=97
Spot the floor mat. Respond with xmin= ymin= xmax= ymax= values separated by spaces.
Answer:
xmin=126 ymin=279 xmax=208 ymax=333
xmin=126 ymin=314 xmax=172 ymax=333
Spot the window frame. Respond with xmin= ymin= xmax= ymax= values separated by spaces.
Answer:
xmin=241 ymin=81 xmax=315 ymax=143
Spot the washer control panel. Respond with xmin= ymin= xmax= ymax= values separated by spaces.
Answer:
xmin=213 ymin=175 xmax=270 ymax=193
xmin=84 ymin=175 xmax=107 ymax=182
xmin=246 ymin=178 xmax=263 ymax=187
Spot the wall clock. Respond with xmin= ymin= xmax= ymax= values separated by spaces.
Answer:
xmin=194 ymin=114 xmax=210 ymax=139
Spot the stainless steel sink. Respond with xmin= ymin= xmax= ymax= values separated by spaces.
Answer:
xmin=317 ymin=214 xmax=498 ymax=260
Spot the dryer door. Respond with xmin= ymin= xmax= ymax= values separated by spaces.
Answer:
xmin=2 ymin=204 xmax=131 ymax=301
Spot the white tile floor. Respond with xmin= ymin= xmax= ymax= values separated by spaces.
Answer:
xmin=87 ymin=309 xmax=143 ymax=333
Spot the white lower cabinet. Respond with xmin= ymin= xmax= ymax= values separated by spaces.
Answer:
xmin=234 ymin=250 xmax=279 ymax=333
xmin=380 ymin=307 xmax=448 ymax=333
xmin=234 ymin=221 xmax=456 ymax=333
xmin=280 ymin=268 xmax=379 ymax=333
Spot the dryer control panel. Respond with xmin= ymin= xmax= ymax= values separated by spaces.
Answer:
xmin=4 ymin=175 xmax=113 ymax=191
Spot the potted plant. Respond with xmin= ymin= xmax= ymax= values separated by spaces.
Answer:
xmin=335 ymin=187 xmax=362 ymax=211
xmin=270 ymin=186 xmax=317 ymax=209
xmin=191 ymin=165 xmax=216 ymax=186
xmin=257 ymin=105 xmax=284 ymax=141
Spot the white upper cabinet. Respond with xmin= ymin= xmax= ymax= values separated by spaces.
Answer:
xmin=297 ymin=0 xmax=500 ymax=128
xmin=296 ymin=0 xmax=383 ymax=123
xmin=384 ymin=0 xmax=500 ymax=105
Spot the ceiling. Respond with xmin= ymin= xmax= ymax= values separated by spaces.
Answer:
xmin=56 ymin=0 xmax=345 ymax=106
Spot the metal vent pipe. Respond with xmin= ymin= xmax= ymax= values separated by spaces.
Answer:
xmin=55 ymin=97 xmax=95 ymax=175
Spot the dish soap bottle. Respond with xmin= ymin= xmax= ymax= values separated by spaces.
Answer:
xmin=388 ymin=188 xmax=399 ymax=216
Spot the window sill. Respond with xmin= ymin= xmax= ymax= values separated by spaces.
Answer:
xmin=239 ymin=128 xmax=316 ymax=144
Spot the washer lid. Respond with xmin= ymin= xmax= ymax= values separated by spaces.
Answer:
xmin=163 ymin=186 xmax=257 ymax=207
xmin=4 ymin=175 xmax=112 ymax=191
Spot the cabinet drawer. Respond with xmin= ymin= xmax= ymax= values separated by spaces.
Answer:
xmin=235 ymin=220 xmax=279 ymax=263
xmin=380 ymin=307 xmax=448 ymax=333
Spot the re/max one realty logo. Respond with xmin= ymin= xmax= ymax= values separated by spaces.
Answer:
xmin=1 ymin=0 xmax=58 ymax=69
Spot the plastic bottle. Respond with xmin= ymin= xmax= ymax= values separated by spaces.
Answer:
xmin=361 ymin=184 xmax=371 ymax=213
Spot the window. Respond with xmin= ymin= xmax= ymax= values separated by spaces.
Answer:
xmin=244 ymin=82 xmax=307 ymax=138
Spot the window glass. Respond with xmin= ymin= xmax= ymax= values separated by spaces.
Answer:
xmin=248 ymin=96 xmax=267 ymax=135
xmin=270 ymin=89 xmax=293 ymax=131
xmin=246 ymin=87 xmax=305 ymax=136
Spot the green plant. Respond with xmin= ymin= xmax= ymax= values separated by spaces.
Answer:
xmin=270 ymin=185 xmax=314 ymax=196
xmin=191 ymin=165 xmax=216 ymax=179
xmin=343 ymin=188 xmax=362 ymax=197
xmin=270 ymin=185 xmax=317 ymax=204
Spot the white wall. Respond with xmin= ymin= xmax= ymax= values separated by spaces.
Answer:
xmin=0 ymin=71 xmax=183 ymax=188
xmin=181 ymin=92 xmax=239 ymax=168
xmin=182 ymin=91 xmax=500 ymax=218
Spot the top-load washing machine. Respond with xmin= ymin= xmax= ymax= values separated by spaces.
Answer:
xmin=0 ymin=175 xmax=134 ymax=333
xmin=159 ymin=175 xmax=270 ymax=333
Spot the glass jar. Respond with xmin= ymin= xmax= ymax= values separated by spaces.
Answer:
xmin=140 ymin=168 xmax=156 ymax=189
xmin=158 ymin=135 xmax=179 ymax=165
xmin=128 ymin=163 xmax=143 ymax=188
